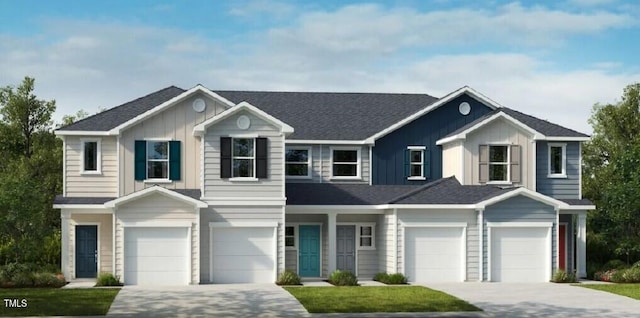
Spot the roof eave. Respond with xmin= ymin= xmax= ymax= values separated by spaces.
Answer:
xmin=193 ymin=101 xmax=294 ymax=136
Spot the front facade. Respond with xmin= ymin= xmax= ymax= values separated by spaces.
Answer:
xmin=54 ymin=85 xmax=594 ymax=285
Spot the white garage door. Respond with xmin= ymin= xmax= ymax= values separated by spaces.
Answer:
xmin=124 ymin=227 xmax=189 ymax=285
xmin=405 ymin=227 xmax=464 ymax=282
xmin=490 ymin=227 xmax=549 ymax=282
xmin=211 ymin=227 xmax=275 ymax=283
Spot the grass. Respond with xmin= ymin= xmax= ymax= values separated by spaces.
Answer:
xmin=284 ymin=286 xmax=481 ymax=313
xmin=578 ymin=284 xmax=640 ymax=300
xmin=0 ymin=288 xmax=120 ymax=316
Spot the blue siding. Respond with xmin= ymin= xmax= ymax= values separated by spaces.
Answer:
xmin=372 ymin=94 xmax=493 ymax=185
xmin=536 ymin=141 xmax=580 ymax=199
xmin=483 ymin=195 xmax=557 ymax=281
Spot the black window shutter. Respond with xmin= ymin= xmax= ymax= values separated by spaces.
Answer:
xmin=256 ymin=137 xmax=268 ymax=179
xmin=220 ymin=137 xmax=232 ymax=178
xmin=404 ymin=149 xmax=410 ymax=177
xmin=169 ymin=141 xmax=181 ymax=181
xmin=424 ymin=149 xmax=431 ymax=179
xmin=134 ymin=140 xmax=146 ymax=181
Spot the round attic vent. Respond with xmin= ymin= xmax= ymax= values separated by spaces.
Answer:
xmin=459 ymin=102 xmax=471 ymax=115
xmin=192 ymin=98 xmax=206 ymax=113
xmin=237 ymin=115 xmax=251 ymax=130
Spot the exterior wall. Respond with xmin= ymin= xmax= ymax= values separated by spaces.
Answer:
xmin=559 ymin=214 xmax=574 ymax=272
xmin=65 ymin=137 xmax=118 ymax=197
xmin=63 ymin=211 xmax=113 ymax=279
xmin=463 ymin=118 xmax=534 ymax=189
xmin=398 ymin=209 xmax=479 ymax=281
xmin=119 ymin=93 xmax=227 ymax=196
xmin=200 ymin=205 xmax=284 ymax=282
xmin=114 ymin=193 xmax=199 ymax=284
xmin=536 ymin=141 xmax=581 ymax=199
xmin=373 ymin=94 xmax=494 ymax=185
xmin=285 ymin=144 xmax=371 ymax=184
xmin=337 ymin=214 xmax=379 ymax=278
xmin=442 ymin=141 xmax=463 ymax=180
xmin=378 ymin=211 xmax=395 ymax=273
xmin=482 ymin=195 xmax=557 ymax=281
xmin=203 ymin=111 xmax=284 ymax=198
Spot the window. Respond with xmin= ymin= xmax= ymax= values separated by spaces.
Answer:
xmin=81 ymin=139 xmax=100 ymax=174
xmin=356 ymin=224 xmax=375 ymax=249
xmin=548 ymin=143 xmax=567 ymax=177
xmin=407 ymin=146 xmax=425 ymax=180
xmin=147 ymin=141 xmax=169 ymax=179
xmin=331 ymin=148 xmax=360 ymax=178
xmin=489 ymin=145 xmax=509 ymax=182
xmin=232 ymin=138 xmax=255 ymax=178
xmin=285 ymin=226 xmax=296 ymax=249
xmin=285 ymin=147 xmax=311 ymax=178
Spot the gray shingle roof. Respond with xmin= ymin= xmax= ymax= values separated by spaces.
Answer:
xmin=444 ymin=107 xmax=589 ymax=139
xmin=53 ymin=189 xmax=201 ymax=205
xmin=285 ymin=177 xmax=516 ymax=205
xmin=560 ymin=198 xmax=594 ymax=206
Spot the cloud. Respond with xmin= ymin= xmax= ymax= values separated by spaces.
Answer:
xmin=568 ymin=0 xmax=617 ymax=6
xmin=228 ymin=0 xmax=294 ymax=19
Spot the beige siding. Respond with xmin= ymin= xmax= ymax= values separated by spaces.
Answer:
xmin=203 ymin=111 xmax=284 ymax=198
xmin=463 ymin=118 xmax=535 ymax=189
xmin=119 ymin=94 xmax=227 ymax=196
xmin=378 ymin=211 xmax=396 ymax=273
xmin=66 ymin=212 xmax=113 ymax=279
xmin=114 ymin=193 xmax=199 ymax=284
xmin=442 ymin=141 xmax=463 ymax=181
xmin=65 ymin=137 xmax=118 ymax=197
xmin=286 ymin=144 xmax=371 ymax=184
xmin=200 ymin=206 xmax=285 ymax=282
xmin=398 ymin=209 xmax=479 ymax=281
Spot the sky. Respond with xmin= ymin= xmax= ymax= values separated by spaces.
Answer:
xmin=1 ymin=0 xmax=639 ymax=134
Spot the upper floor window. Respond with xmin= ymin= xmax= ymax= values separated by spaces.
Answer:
xmin=134 ymin=140 xmax=181 ymax=181
xmin=285 ymin=147 xmax=311 ymax=179
xmin=548 ymin=143 xmax=567 ymax=178
xmin=81 ymin=139 xmax=101 ymax=174
xmin=233 ymin=138 xmax=255 ymax=178
xmin=147 ymin=141 xmax=169 ymax=179
xmin=406 ymin=146 xmax=426 ymax=180
xmin=220 ymin=137 xmax=268 ymax=180
xmin=331 ymin=148 xmax=360 ymax=179
xmin=479 ymin=144 xmax=521 ymax=184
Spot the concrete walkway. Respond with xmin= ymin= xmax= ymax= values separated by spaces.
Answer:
xmin=425 ymin=282 xmax=640 ymax=317
xmin=107 ymin=284 xmax=309 ymax=317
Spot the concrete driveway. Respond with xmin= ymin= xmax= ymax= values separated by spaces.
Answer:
xmin=426 ymin=282 xmax=640 ymax=317
xmin=107 ymin=284 xmax=309 ymax=317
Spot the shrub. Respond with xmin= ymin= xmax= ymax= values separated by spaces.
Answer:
xmin=552 ymin=270 xmax=577 ymax=283
xmin=594 ymin=269 xmax=617 ymax=282
xmin=95 ymin=272 xmax=123 ymax=287
xmin=606 ymin=267 xmax=640 ymax=283
xmin=276 ymin=270 xmax=301 ymax=285
xmin=602 ymin=259 xmax=628 ymax=271
xmin=633 ymin=260 xmax=640 ymax=269
xmin=0 ymin=263 xmax=65 ymax=288
xmin=373 ymin=272 xmax=389 ymax=282
xmin=386 ymin=273 xmax=408 ymax=284
xmin=328 ymin=270 xmax=358 ymax=286
xmin=32 ymin=272 xmax=66 ymax=288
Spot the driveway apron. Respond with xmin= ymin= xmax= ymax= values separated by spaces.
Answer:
xmin=426 ymin=282 xmax=640 ymax=317
xmin=107 ymin=284 xmax=309 ymax=317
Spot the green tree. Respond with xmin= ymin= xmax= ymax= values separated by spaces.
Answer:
xmin=583 ymin=83 xmax=640 ymax=264
xmin=60 ymin=109 xmax=89 ymax=127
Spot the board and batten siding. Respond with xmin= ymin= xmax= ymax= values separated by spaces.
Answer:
xmin=463 ymin=118 xmax=534 ymax=189
xmin=119 ymin=94 xmax=228 ymax=196
xmin=373 ymin=94 xmax=494 ymax=185
xmin=114 ymin=193 xmax=199 ymax=284
xmin=536 ymin=141 xmax=580 ymax=199
xmin=441 ymin=141 xmax=463 ymax=180
xmin=200 ymin=206 xmax=284 ymax=282
xmin=482 ymin=195 xmax=557 ymax=281
xmin=65 ymin=136 xmax=118 ymax=197
xmin=398 ymin=210 xmax=479 ymax=281
xmin=66 ymin=212 xmax=113 ymax=279
xmin=203 ymin=111 xmax=284 ymax=198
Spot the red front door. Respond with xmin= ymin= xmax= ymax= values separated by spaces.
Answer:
xmin=559 ymin=224 xmax=566 ymax=270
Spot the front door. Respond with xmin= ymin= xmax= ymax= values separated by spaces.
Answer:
xmin=337 ymin=225 xmax=356 ymax=273
xmin=299 ymin=225 xmax=320 ymax=277
xmin=559 ymin=224 xmax=567 ymax=270
xmin=75 ymin=225 xmax=97 ymax=278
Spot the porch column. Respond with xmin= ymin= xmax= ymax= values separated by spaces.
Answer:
xmin=60 ymin=211 xmax=70 ymax=280
xmin=576 ymin=212 xmax=587 ymax=278
xmin=327 ymin=212 xmax=337 ymax=274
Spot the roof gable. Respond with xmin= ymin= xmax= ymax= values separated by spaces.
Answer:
xmin=193 ymin=101 xmax=294 ymax=136
xmin=104 ymin=186 xmax=207 ymax=208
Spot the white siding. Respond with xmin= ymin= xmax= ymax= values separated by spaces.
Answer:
xmin=114 ymin=193 xmax=199 ymax=284
xmin=378 ymin=211 xmax=396 ymax=273
xmin=398 ymin=209 xmax=479 ymax=281
xmin=65 ymin=137 xmax=118 ymax=197
xmin=442 ymin=141 xmax=463 ymax=181
xmin=203 ymin=111 xmax=284 ymax=198
xmin=65 ymin=211 xmax=113 ymax=279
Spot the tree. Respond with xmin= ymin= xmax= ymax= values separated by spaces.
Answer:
xmin=60 ymin=109 xmax=89 ymax=127
xmin=583 ymin=83 xmax=640 ymax=264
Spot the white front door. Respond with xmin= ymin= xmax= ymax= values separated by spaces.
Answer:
xmin=124 ymin=227 xmax=190 ymax=285
xmin=490 ymin=227 xmax=549 ymax=282
xmin=405 ymin=227 xmax=464 ymax=282
xmin=211 ymin=227 xmax=275 ymax=283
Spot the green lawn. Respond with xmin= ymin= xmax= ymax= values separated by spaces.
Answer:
xmin=0 ymin=288 xmax=120 ymax=316
xmin=284 ymin=286 xmax=481 ymax=313
xmin=578 ymin=284 xmax=640 ymax=300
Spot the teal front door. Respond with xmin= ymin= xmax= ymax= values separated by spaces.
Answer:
xmin=299 ymin=225 xmax=320 ymax=277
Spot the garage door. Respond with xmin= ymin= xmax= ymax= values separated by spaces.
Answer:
xmin=405 ymin=227 xmax=464 ymax=282
xmin=211 ymin=227 xmax=275 ymax=283
xmin=490 ymin=227 xmax=549 ymax=282
xmin=124 ymin=227 xmax=189 ymax=285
